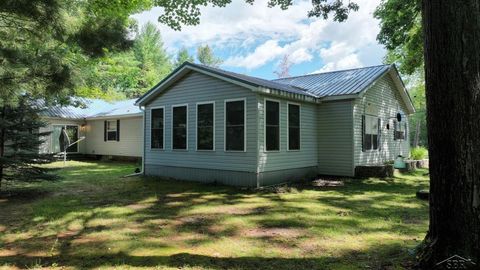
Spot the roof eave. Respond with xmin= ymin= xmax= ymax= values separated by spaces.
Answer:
xmin=253 ymin=87 xmax=319 ymax=103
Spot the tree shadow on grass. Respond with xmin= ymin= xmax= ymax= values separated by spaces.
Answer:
xmin=0 ymin=243 xmax=415 ymax=269
xmin=0 ymin=163 xmax=428 ymax=269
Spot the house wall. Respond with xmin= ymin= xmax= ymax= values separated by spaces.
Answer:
xmin=39 ymin=118 xmax=86 ymax=154
xmin=353 ymin=73 xmax=411 ymax=167
xmin=143 ymin=71 xmax=259 ymax=186
xmin=317 ymin=100 xmax=355 ymax=176
xmin=256 ymin=95 xmax=319 ymax=185
xmin=84 ymin=116 xmax=143 ymax=157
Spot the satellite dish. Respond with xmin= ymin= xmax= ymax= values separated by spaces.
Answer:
xmin=396 ymin=112 xmax=402 ymax=122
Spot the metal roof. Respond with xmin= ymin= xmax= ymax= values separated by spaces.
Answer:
xmin=273 ymin=64 xmax=391 ymax=98
xmin=190 ymin=63 xmax=317 ymax=97
xmin=40 ymin=98 xmax=141 ymax=119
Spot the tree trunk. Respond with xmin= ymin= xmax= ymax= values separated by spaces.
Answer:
xmin=414 ymin=121 xmax=421 ymax=147
xmin=418 ymin=0 xmax=480 ymax=268
xmin=0 ymin=106 xmax=5 ymax=190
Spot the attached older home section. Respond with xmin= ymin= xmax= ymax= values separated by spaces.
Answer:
xmin=39 ymin=99 xmax=143 ymax=159
xmin=136 ymin=62 xmax=415 ymax=187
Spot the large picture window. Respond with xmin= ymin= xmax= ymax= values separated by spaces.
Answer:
xmin=172 ymin=105 xmax=188 ymax=150
xmin=225 ymin=99 xmax=245 ymax=151
xmin=197 ymin=102 xmax=214 ymax=150
xmin=151 ymin=107 xmax=164 ymax=149
xmin=288 ymin=103 xmax=300 ymax=150
xmin=265 ymin=100 xmax=280 ymax=151
xmin=363 ymin=115 xmax=379 ymax=151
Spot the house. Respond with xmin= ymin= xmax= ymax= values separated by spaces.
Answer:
xmin=39 ymin=99 xmax=143 ymax=159
xmin=135 ymin=62 xmax=414 ymax=187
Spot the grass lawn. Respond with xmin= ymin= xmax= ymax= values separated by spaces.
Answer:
xmin=0 ymin=161 xmax=429 ymax=269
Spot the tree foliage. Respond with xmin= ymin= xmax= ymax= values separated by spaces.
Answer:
xmin=0 ymin=97 xmax=56 ymax=189
xmin=174 ymin=47 xmax=195 ymax=68
xmin=197 ymin=45 xmax=223 ymax=67
xmin=374 ymin=0 xmax=422 ymax=75
xmin=155 ymin=0 xmax=359 ymax=30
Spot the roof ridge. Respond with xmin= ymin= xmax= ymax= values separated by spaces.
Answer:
xmin=272 ymin=64 xmax=391 ymax=81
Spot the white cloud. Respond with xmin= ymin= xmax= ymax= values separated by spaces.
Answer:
xmin=224 ymin=40 xmax=285 ymax=69
xmin=132 ymin=0 xmax=386 ymax=72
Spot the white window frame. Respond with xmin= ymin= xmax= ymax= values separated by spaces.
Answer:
xmin=196 ymin=101 xmax=215 ymax=151
xmin=264 ymin=98 xmax=281 ymax=152
xmin=287 ymin=102 xmax=301 ymax=151
xmin=149 ymin=106 xmax=165 ymax=150
xmin=106 ymin=120 xmax=118 ymax=142
xmin=171 ymin=104 xmax=189 ymax=151
xmin=224 ymin=98 xmax=247 ymax=152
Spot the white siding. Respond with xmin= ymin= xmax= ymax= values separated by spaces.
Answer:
xmin=84 ymin=116 xmax=143 ymax=157
xmin=353 ymin=74 xmax=411 ymax=166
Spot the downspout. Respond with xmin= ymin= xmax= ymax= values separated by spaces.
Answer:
xmin=140 ymin=105 xmax=145 ymax=175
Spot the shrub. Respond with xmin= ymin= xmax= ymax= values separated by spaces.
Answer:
xmin=411 ymin=147 xmax=428 ymax=160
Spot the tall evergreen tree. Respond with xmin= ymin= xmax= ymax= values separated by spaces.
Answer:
xmin=197 ymin=45 xmax=223 ymax=67
xmin=133 ymin=22 xmax=172 ymax=96
xmin=174 ymin=47 xmax=194 ymax=67
xmin=0 ymin=97 xmax=56 ymax=190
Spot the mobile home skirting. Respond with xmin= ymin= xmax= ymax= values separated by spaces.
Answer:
xmin=144 ymin=164 xmax=317 ymax=187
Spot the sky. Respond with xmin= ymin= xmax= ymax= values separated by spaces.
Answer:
xmin=133 ymin=0 xmax=386 ymax=80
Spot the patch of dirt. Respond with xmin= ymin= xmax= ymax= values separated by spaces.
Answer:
xmin=57 ymin=230 xmax=80 ymax=239
xmin=244 ymin=227 xmax=305 ymax=239
xmin=126 ymin=202 xmax=154 ymax=210
xmin=311 ymin=178 xmax=345 ymax=187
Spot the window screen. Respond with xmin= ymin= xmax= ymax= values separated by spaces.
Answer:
xmin=265 ymin=100 xmax=280 ymax=151
xmin=151 ymin=108 xmax=164 ymax=149
xmin=225 ymin=100 xmax=245 ymax=151
xmin=173 ymin=106 xmax=187 ymax=150
xmin=197 ymin=103 xmax=214 ymax=150
xmin=288 ymin=104 xmax=300 ymax=150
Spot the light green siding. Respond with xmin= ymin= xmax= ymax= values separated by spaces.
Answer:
xmin=256 ymin=95 xmax=318 ymax=173
xmin=317 ymin=100 xmax=354 ymax=176
xmin=84 ymin=116 xmax=143 ymax=157
xmin=353 ymin=74 xmax=411 ymax=166
xmin=144 ymin=71 xmax=259 ymax=184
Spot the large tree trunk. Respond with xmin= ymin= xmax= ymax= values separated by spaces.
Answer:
xmin=418 ymin=0 xmax=480 ymax=268
xmin=0 ymin=106 xmax=5 ymax=190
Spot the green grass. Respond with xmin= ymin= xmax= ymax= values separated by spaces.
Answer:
xmin=0 ymin=161 xmax=429 ymax=269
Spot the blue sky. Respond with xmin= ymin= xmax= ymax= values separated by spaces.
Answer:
xmin=133 ymin=0 xmax=385 ymax=80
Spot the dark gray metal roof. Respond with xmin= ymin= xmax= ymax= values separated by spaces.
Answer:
xmin=40 ymin=98 xmax=141 ymax=119
xmin=273 ymin=64 xmax=391 ymax=98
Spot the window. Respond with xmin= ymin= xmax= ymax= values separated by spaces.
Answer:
xmin=363 ymin=115 xmax=379 ymax=151
xmin=225 ymin=99 xmax=245 ymax=151
xmin=172 ymin=105 xmax=188 ymax=150
xmin=288 ymin=103 xmax=300 ymax=150
xmin=197 ymin=102 xmax=214 ymax=150
xmin=394 ymin=120 xmax=407 ymax=140
xmin=151 ymin=107 xmax=164 ymax=149
xmin=106 ymin=120 xmax=118 ymax=141
xmin=265 ymin=100 xmax=280 ymax=151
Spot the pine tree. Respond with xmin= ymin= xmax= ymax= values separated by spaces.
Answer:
xmin=174 ymin=47 xmax=194 ymax=68
xmin=197 ymin=45 xmax=223 ymax=67
xmin=0 ymin=97 xmax=56 ymax=190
